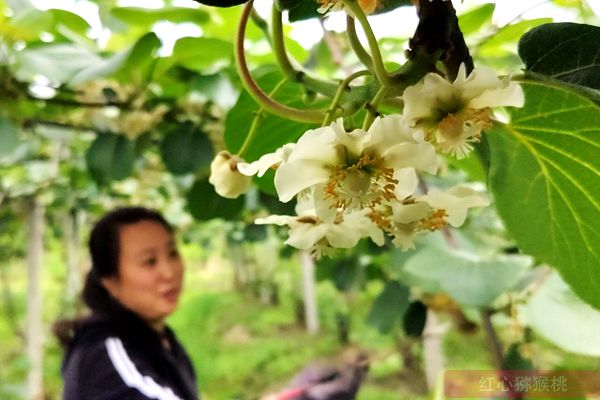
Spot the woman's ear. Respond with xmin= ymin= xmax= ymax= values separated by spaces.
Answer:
xmin=101 ymin=276 xmax=119 ymax=298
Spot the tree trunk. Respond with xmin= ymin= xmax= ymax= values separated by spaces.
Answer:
xmin=26 ymin=198 xmax=45 ymax=400
xmin=62 ymin=210 xmax=81 ymax=305
xmin=422 ymin=309 xmax=447 ymax=390
xmin=300 ymin=251 xmax=319 ymax=335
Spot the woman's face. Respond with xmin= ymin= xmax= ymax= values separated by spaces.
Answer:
xmin=102 ymin=220 xmax=184 ymax=329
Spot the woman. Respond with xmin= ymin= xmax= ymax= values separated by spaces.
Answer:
xmin=55 ymin=207 xmax=199 ymax=400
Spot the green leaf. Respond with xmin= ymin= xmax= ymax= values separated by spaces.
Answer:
xmin=85 ymin=133 xmax=135 ymax=183
xmin=374 ymin=0 xmax=412 ymax=14
xmin=458 ymin=4 xmax=495 ymax=37
xmin=403 ymin=301 xmax=427 ymax=338
xmin=403 ymin=247 xmax=531 ymax=307
xmin=501 ymin=344 xmax=534 ymax=371
xmin=224 ymin=69 xmax=317 ymax=163
xmin=275 ymin=0 xmax=303 ymax=11
xmin=331 ymin=257 xmax=362 ymax=292
xmin=189 ymin=0 xmax=247 ymax=7
xmin=0 ymin=118 xmax=20 ymax=161
xmin=288 ymin=1 xmax=319 ymax=22
xmin=519 ymin=23 xmax=600 ymax=90
xmin=488 ymin=82 xmax=600 ymax=310
xmin=110 ymin=7 xmax=209 ymax=27
xmin=14 ymin=44 xmax=102 ymax=83
xmin=9 ymin=8 xmax=52 ymax=40
xmin=186 ymin=179 xmax=244 ymax=221
xmin=188 ymin=74 xmax=238 ymax=110
xmin=70 ymin=33 xmax=160 ymax=85
xmin=523 ymin=272 xmax=600 ymax=356
xmin=478 ymin=18 xmax=552 ymax=57
xmin=160 ymin=122 xmax=213 ymax=175
xmin=161 ymin=37 xmax=233 ymax=75
xmin=367 ymin=281 xmax=410 ymax=334
xmin=48 ymin=9 xmax=91 ymax=35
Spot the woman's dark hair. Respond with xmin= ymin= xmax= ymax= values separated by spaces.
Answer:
xmin=54 ymin=207 xmax=173 ymax=347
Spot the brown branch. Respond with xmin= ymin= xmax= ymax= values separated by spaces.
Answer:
xmin=23 ymin=119 xmax=97 ymax=133
xmin=409 ymin=0 xmax=474 ymax=80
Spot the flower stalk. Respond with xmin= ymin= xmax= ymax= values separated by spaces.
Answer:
xmin=362 ymin=85 xmax=387 ymax=130
xmin=342 ymin=0 xmax=391 ymax=87
xmin=323 ymin=70 xmax=371 ymax=126
xmin=238 ymin=79 xmax=288 ymax=158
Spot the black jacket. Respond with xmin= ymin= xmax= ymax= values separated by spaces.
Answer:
xmin=61 ymin=306 xmax=199 ymax=400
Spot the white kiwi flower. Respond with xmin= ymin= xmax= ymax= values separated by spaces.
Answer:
xmin=402 ymin=64 xmax=524 ymax=159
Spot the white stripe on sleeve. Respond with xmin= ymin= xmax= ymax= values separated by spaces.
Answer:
xmin=105 ymin=337 xmax=182 ymax=400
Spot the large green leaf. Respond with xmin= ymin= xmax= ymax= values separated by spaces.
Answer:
xmin=160 ymin=122 xmax=213 ymax=175
xmin=523 ymin=272 xmax=600 ymax=356
xmin=110 ymin=7 xmax=209 ymax=27
xmin=70 ymin=32 xmax=160 ymax=85
xmin=366 ymin=280 xmax=410 ymax=334
xmin=85 ymin=133 xmax=135 ymax=183
xmin=7 ymin=8 xmax=52 ymax=40
xmin=155 ymin=37 xmax=233 ymax=76
xmin=488 ymin=82 xmax=600 ymax=310
xmin=225 ymin=70 xmax=317 ymax=162
xmin=458 ymin=3 xmax=495 ymax=37
xmin=186 ymin=179 xmax=244 ymax=221
xmin=403 ymin=247 xmax=531 ymax=307
xmin=14 ymin=44 xmax=102 ymax=83
xmin=403 ymin=301 xmax=427 ymax=338
xmin=519 ymin=23 xmax=600 ymax=90
xmin=48 ymin=9 xmax=91 ymax=35
xmin=478 ymin=19 xmax=552 ymax=57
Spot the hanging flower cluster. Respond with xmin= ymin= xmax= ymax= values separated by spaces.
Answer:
xmin=208 ymin=66 xmax=524 ymax=257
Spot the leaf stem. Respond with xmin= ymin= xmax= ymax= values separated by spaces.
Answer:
xmin=323 ymin=70 xmax=371 ymax=126
xmin=343 ymin=0 xmax=391 ymax=87
xmin=238 ymin=79 xmax=287 ymax=158
xmin=235 ymin=1 xmax=323 ymax=123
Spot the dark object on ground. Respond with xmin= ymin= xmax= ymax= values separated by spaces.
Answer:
xmin=287 ymin=350 xmax=370 ymax=400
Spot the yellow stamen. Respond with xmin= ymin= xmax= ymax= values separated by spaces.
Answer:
xmin=421 ymin=209 xmax=447 ymax=231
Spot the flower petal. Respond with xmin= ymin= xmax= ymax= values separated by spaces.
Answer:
xmin=275 ymin=161 xmax=331 ymax=202
xmin=287 ymin=223 xmax=329 ymax=249
xmin=386 ymin=142 xmax=439 ymax=174
xmin=391 ymin=201 xmax=431 ymax=224
xmin=393 ymin=167 xmax=419 ymax=200
xmin=469 ymin=80 xmax=525 ymax=109
xmin=255 ymin=215 xmax=293 ymax=227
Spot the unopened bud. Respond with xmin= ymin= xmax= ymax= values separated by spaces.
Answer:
xmin=209 ymin=151 xmax=252 ymax=199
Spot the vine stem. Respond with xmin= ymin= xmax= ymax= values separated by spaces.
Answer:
xmin=346 ymin=15 xmax=374 ymax=73
xmin=362 ymin=85 xmax=387 ymax=130
xmin=238 ymin=79 xmax=287 ymax=158
xmin=342 ymin=0 xmax=391 ymax=87
xmin=235 ymin=1 xmax=323 ymax=123
xmin=322 ymin=69 xmax=371 ymax=126
xmin=271 ymin=6 xmax=338 ymax=97
xmin=481 ymin=308 xmax=504 ymax=369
